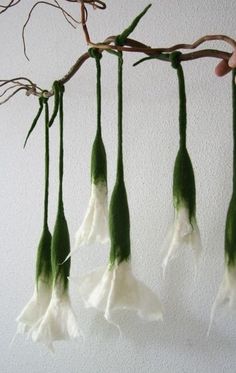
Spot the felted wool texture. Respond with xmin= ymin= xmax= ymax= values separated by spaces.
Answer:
xmin=74 ymin=181 xmax=109 ymax=248
xmin=173 ymin=146 xmax=196 ymax=221
xmin=31 ymin=278 xmax=80 ymax=351
xmin=224 ymin=195 xmax=236 ymax=267
xmin=36 ymin=226 xmax=52 ymax=286
xmin=91 ymin=133 xmax=107 ymax=184
xmin=161 ymin=206 xmax=202 ymax=277
xmin=76 ymin=260 xmax=163 ymax=327
xmin=16 ymin=280 xmax=52 ymax=335
xmin=50 ymin=83 xmax=71 ymax=291
xmin=51 ymin=202 xmax=71 ymax=291
xmin=225 ymin=69 xmax=236 ymax=267
xmin=109 ymin=178 xmax=130 ymax=265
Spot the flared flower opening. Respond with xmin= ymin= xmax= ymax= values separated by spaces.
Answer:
xmin=162 ymin=205 xmax=202 ymax=276
xmin=16 ymin=277 xmax=52 ymax=335
xmin=76 ymin=260 xmax=163 ymax=328
xmin=208 ymin=264 xmax=236 ymax=335
xmin=75 ymin=180 xmax=109 ymax=248
xmin=31 ymin=279 xmax=80 ymax=350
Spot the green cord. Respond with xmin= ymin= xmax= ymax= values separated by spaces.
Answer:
xmin=23 ymin=96 xmax=44 ymax=148
xmin=50 ymin=82 xmax=71 ymax=290
xmin=224 ymin=69 xmax=236 ymax=267
xmin=115 ymin=4 xmax=152 ymax=46
xmin=89 ymin=48 xmax=107 ymax=184
xmin=170 ymin=52 xmax=196 ymax=220
xmin=170 ymin=52 xmax=187 ymax=149
xmin=117 ymin=52 xmax=124 ymax=182
xmin=58 ymin=83 xmax=65 ymax=206
xmin=43 ymin=99 xmax=50 ymax=229
xmin=48 ymin=81 xmax=60 ymax=128
xmin=233 ymin=69 xmax=236 ymax=190
xmin=35 ymin=98 xmax=52 ymax=287
xmin=108 ymin=51 xmax=130 ymax=265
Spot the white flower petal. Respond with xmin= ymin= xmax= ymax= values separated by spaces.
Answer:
xmin=16 ymin=279 xmax=52 ymax=335
xmin=31 ymin=281 xmax=80 ymax=350
xmin=162 ymin=206 xmax=202 ymax=276
xmin=208 ymin=265 xmax=236 ymax=334
xmin=74 ymin=181 xmax=109 ymax=249
xmin=77 ymin=261 xmax=163 ymax=326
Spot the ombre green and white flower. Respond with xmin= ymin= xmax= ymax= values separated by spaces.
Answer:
xmin=75 ymin=180 xmax=109 ymax=248
xmin=16 ymin=278 xmax=52 ymax=335
xmin=16 ymin=227 xmax=53 ymax=336
xmin=162 ymin=204 xmax=202 ymax=276
xmin=76 ymin=260 xmax=163 ymax=328
xmin=208 ymin=194 xmax=236 ymax=333
xmin=162 ymin=146 xmax=202 ymax=276
xmin=31 ymin=278 xmax=80 ymax=351
xmin=208 ymin=263 xmax=236 ymax=335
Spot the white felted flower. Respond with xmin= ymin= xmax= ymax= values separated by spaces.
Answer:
xmin=208 ymin=265 xmax=236 ymax=335
xmin=16 ymin=279 xmax=52 ymax=335
xmin=76 ymin=260 xmax=163 ymax=327
xmin=75 ymin=181 xmax=109 ymax=248
xmin=31 ymin=279 xmax=80 ymax=351
xmin=162 ymin=206 xmax=202 ymax=276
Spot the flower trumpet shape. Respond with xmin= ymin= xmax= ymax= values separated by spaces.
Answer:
xmin=31 ymin=278 xmax=80 ymax=351
xmin=77 ymin=260 xmax=163 ymax=326
xmin=162 ymin=147 xmax=202 ymax=276
xmin=162 ymin=206 xmax=202 ymax=276
xmin=208 ymin=194 xmax=236 ymax=333
xmin=76 ymin=180 xmax=163 ymax=328
xmin=16 ymin=227 xmax=52 ymax=335
xmin=74 ymin=133 xmax=109 ymax=249
xmin=75 ymin=181 xmax=109 ymax=247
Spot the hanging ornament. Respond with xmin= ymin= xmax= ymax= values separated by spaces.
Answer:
xmin=161 ymin=52 xmax=202 ymax=277
xmin=74 ymin=48 xmax=109 ymax=250
xmin=76 ymin=51 xmax=162 ymax=329
xmin=208 ymin=69 xmax=236 ymax=334
xmin=31 ymin=82 xmax=81 ymax=351
xmin=16 ymin=97 xmax=53 ymax=337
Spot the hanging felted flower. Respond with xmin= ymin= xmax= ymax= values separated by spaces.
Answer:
xmin=208 ymin=69 xmax=236 ymax=333
xmin=31 ymin=83 xmax=80 ymax=350
xmin=16 ymin=97 xmax=53 ymax=336
xmin=75 ymin=50 xmax=162 ymax=328
xmin=161 ymin=52 xmax=202 ymax=276
xmin=74 ymin=49 xmax=108 ymax=250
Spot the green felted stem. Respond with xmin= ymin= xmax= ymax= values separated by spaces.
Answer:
xmin=48 ymin=81 xmax=60 ymax=128
xmin=91 ymin=134 xmax=107 ymax=184
xmin=36 ymin=99 xmax=52 ymax=287
xmin=233 ymin=69 xmax=236 ymax=190
xmin=51 ymin=83 xmax=71 ymax=291
xmin=109 ymin=179 xmax=130 ymax=265
xmin=36 ymin=227 xmax=52 ymax=287
xmin=23 ymin=96 xmax=44 ymax=148
xmin=89 ymin=49 xmax=107 ymax=184
xmin=170 ymin=52 xmax=196 ymax=220
xmin=115 ymin=4 xmax=152 ymax=46
xmin=170 ymin=52 xmax=187 ymax=148
xmin=173 ymin=147 xmax=196 ymax=220
xmin=117 ymin=52 xmax=124 ymax=182
xmin=225 ymin=69 xmax=236 ymax=267
xmin=109 ymin=51 xmax=131 ymax=265
xmin=51 ymin=204 xmax=71 ymax=290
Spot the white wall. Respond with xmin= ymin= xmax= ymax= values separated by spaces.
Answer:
xmin=0 ymin=1 xmax=236 ymax=372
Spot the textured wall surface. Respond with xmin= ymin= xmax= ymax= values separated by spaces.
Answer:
xmin=0 ymin=1 xmax=236 ymax=372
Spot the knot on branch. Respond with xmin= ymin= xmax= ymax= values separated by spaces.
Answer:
xmin=170 ymin=51 xmax=182 ymax=69
xmin=88 ymin=48 xmax=102 ymax=59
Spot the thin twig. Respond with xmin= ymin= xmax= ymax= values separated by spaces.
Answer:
xmin=22 ymin=1 xmax=83 ymax=60
xmin=0 ymin=87 xmax=28 ymax=105
xmin=0 ymin=0 xmax=21 ymax=14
